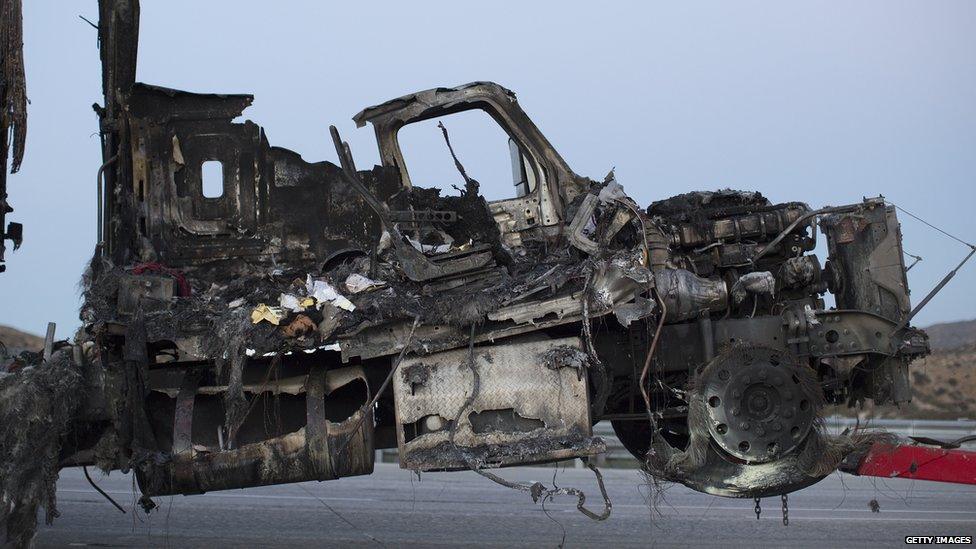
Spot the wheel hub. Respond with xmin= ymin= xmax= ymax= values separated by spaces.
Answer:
xmin=701 ymin=346 xmax=817 ymax=463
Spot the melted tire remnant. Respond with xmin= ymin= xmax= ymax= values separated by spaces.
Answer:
xmin=644 ymin=344 xmax=889 ymax=498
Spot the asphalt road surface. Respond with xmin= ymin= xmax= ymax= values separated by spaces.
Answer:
xmin=35 ymin=463 xmax=976 ymax=548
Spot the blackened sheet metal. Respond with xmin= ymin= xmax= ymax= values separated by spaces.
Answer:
xmin=97 ymin=0 xmax=139 ymax=261
xmin=392 ymin=335 xmax=602 ymax=471
xmin=114 ymin=83 xmax=399 ymax=268
xmin=822 ymin=200 xmax=912 ymax=323
xmin=136 ymin=365 xmax=375 ymax=497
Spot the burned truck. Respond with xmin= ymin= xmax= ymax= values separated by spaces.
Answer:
xmin=0 ymin=0 xmax=939 ymax=543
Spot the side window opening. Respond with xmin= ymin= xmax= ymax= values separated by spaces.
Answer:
xmin=396 ymin=109 xmax=537 ymax=202
xmin=201 ymin=160 xmax=224 ymax=199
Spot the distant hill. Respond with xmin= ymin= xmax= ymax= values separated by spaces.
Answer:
xmin=0 ymin=324 xmax=43 ymax=355
xmin=826 ymin=318 xmax=976 ymax=420
xmin=923 ymin=319 xmax=976 ymax=352
xmin=902 ymin=342 xmax=976 ymax=419
xmin=893 ymin=318 xmax=976 ymax=419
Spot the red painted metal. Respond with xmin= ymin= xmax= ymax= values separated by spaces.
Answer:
xmin=853 ymin=442 xmax=976 ymax=485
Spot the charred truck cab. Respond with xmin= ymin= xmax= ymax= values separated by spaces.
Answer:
xmin=4 ymin=0 xmax=938 ymax=536
xmin=353 ymin=82 xmax=585 ymax=239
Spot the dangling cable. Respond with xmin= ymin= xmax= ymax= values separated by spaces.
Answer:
xmin=83 ymin=466 xmax=126 ymax=514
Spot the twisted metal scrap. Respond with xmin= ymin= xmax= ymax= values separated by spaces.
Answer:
xmin=448 ymin=325 xmax=613 ymax=521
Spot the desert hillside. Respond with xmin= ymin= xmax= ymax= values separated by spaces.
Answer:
xmin=863 ymin=319 xmax=976 ymax=420
xmin=925 ymin=319 xmax=976 ymax=352
xmin=901 ymin=343 xmax=976 ymax=418
xmin=0 ymin=324 xmax=44 ymax=355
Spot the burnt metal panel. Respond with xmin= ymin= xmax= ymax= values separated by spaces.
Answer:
xmin=392 ymin=335 xmax=603 ymax=471
xmin=116 ymin=83 xmax=400 ymax=267
xmin=136 ymin=365 xmax=374 ymax=496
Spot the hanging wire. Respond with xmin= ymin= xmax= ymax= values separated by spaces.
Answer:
xmin=893 ymin=204 xmax=975 ymax=249
xmin=83 ymin=466 xmax=126 ymax=514
xmin=884 ymin=200 xmax=975 ymax=332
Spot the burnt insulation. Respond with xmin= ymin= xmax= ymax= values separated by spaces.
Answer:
xmin=0 ymin=349 xmax=84 ymax=547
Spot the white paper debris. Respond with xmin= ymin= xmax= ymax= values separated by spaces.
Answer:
xmin=305 ymin=275 xmax=355 ymax=311
xmin=345 ymin=273 xmax=385 ymax=294
xmin=279 ymin=293 xmax=305 ymax=312
xmin=246 ymin=342 xmax=339 ymax=358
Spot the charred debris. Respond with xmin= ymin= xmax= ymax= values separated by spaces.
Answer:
xmin=0 ymin=0 xmax=953 ymax=545
xmin=0 ymin=0 xmax=26 ymax=273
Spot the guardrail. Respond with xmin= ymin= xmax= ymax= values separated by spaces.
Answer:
xmin=377 ymin=417 xmax=976 ymax=469
xmin=820 ymin=417 xmax=976 ymax=438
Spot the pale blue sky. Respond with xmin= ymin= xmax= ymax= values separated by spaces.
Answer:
xmin=2 ymin=1 xmax=974 ymax=337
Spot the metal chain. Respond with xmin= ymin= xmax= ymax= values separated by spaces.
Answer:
xmin=781 ymin=494 xmax=789 ymax=526
xmin=754 ymin=497 xmax=761 ymax=520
